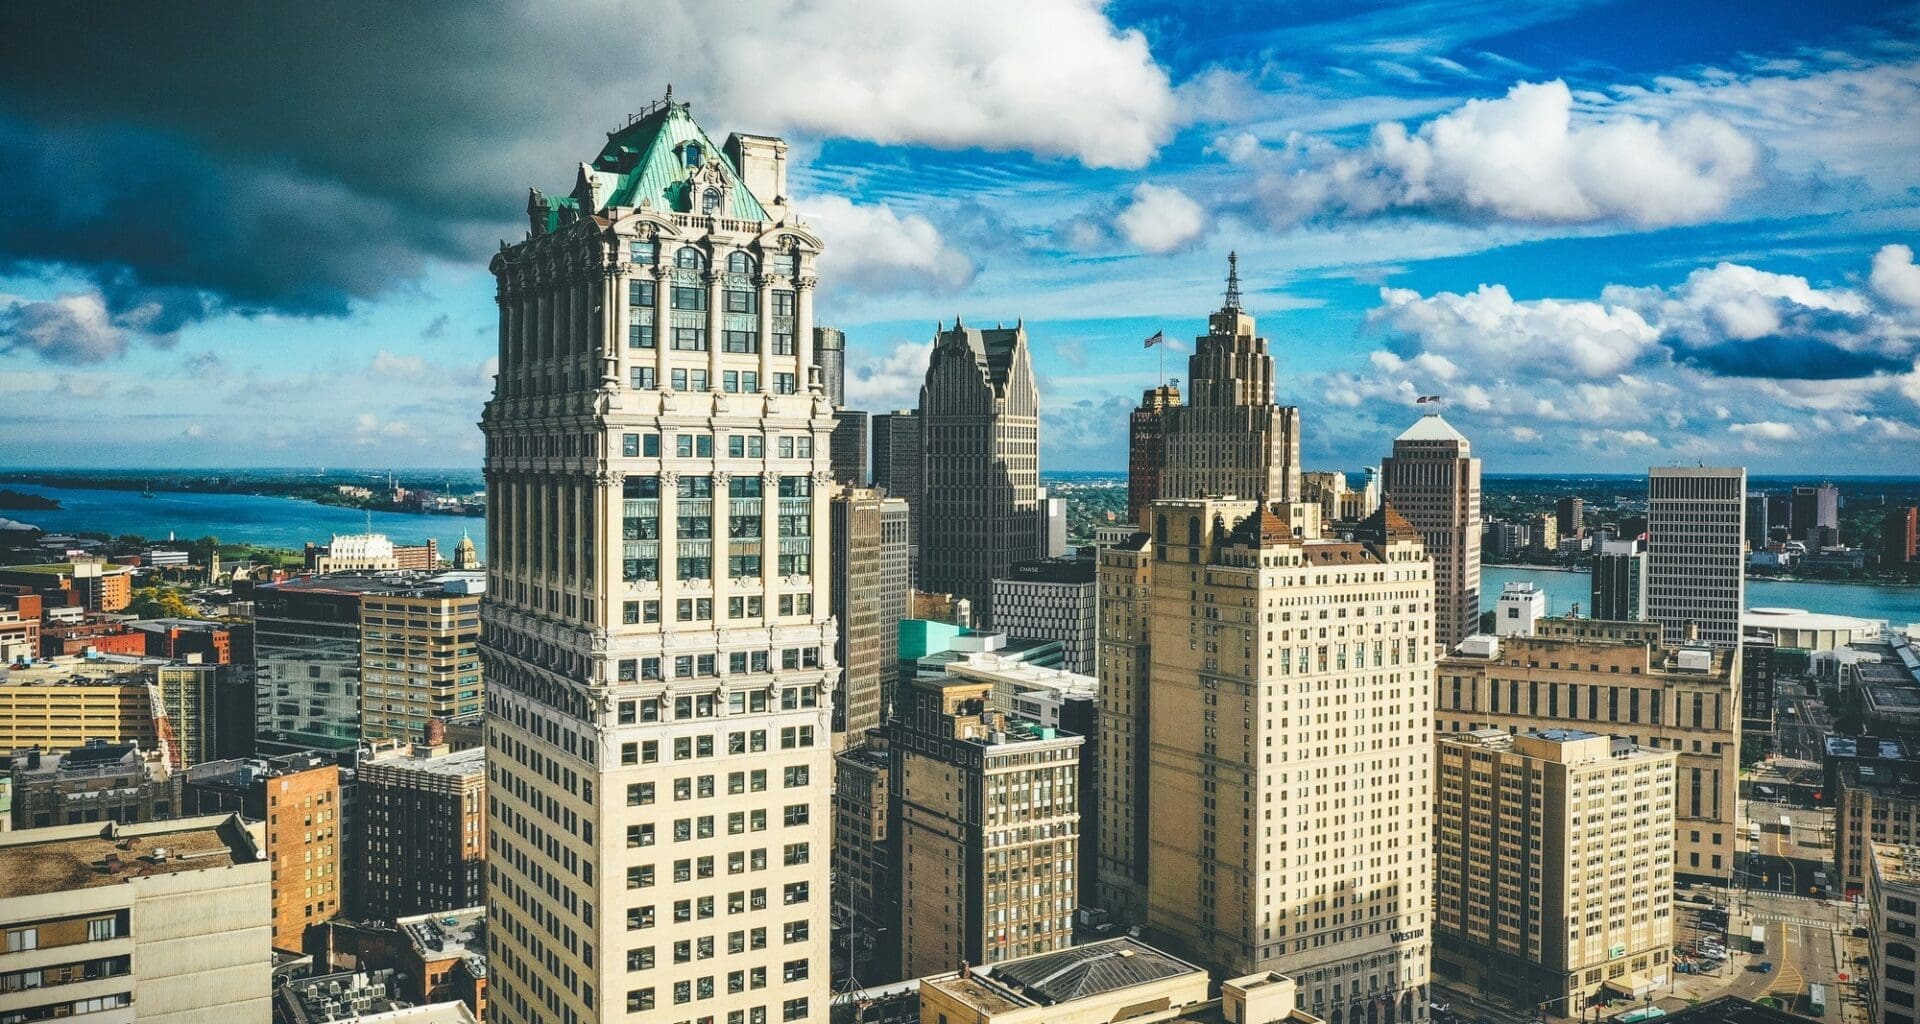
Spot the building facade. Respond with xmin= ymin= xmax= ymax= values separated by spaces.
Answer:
xmin=1128 ymin=384 xmax=1181 ymax=524
xmin=1381 ymin=413 xmax=1481 ymax=650
xmin=3 ymin=741 xmax=180 ymax=830
xmin=1589 ymin=539 xmax=1647 ymax=622
xmin=1646 ymin=467 xmax=1747 ymax=648
xmin=1436 ymin=619 xmax=1741 ymax=881
xmin=1556 ymin=496 xmax=1585 ymax=540
xmin=831 ymin=487 xmax=886 ymax=749
xmin=1885 ymin=507 xmax=1919 ymax=565
xmin=988 ymin=558 xmax=1098 ymax=677
xmin=878 ymin=498 xmax=912 ymax=716
xmin=1156 ymin=257 xmax=1301 ymax=507
xmin=478 ymin=93 xmax=832 ymax=1024
xmin=829 ymin=409 xmax=869 ymax=485
xmin=182 ymin=751 xmax=343 ymax=953
xmin=1093 ymin=528 xmax=1153 ymax=925
xmin=0 ymin=668 xmax=166 ymax=757
xmin=889 ymin=674 xmax=1082 ymax=980
xmin=358 ymin=581 xmax=485 ymax=744
xmin=814 ymin=326 xmax=847 ymax=407
xmin=0 ymin=814 xmax=272 ymax=1024
xmin=1868 ymin=842 xmax=1920 ymax=1024
xmin=832 ymin=737 xmax=893 ymax=984
xmin=356 ymin=740 xmax=487 ymax=920
xmin=1432 ymin=729 xmax=1675 ymax=1008
xmin=917 ymin=321 xmax=1042 ymax=621
xmin=1140 ymin=498 xmax=1435 ymax=1024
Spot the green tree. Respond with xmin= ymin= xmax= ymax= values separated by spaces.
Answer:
xmin=126 ymin=586 xmax=200 ymax=620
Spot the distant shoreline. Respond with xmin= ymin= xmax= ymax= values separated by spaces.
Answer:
xmin=3 ymin=477 xmax=480 ymax=519
xmin=1485 ymin=562 xmax=1920 ymax=592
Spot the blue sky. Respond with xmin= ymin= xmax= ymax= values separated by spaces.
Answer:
xmin=1 ymin=1 xmax=1917 ymax=474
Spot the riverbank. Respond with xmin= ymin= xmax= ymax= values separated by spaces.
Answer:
xmin=0 ymin=471 xmax=482 ymax=518
xmin=1483 ymin=565 xmax=1920 ymax=625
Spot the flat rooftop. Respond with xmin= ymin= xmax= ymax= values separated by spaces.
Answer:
xmin=997 ymin=558 xmax=1096 ymax=586
xmin=0 ymin=814 xmax=258 ymax=899
xmin=365 ymin=745 xmax=486 ymax=778
xmin=1658 ymin=996 xmax=1814 ymax=1024
xmin=262 ymin=571 xmax=468 ymax=598
xmin=924 ymin=938 xmax=1203 ymax=1012
xmin=401 ymin=906 xmax=485 ymax=960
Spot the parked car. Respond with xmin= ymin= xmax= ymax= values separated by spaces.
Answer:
xmin=1753 ymin=962 xmax=1775 ymax=974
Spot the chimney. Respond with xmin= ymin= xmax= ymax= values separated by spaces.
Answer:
xmin=424 ymin=718 xmax=448 ymax=746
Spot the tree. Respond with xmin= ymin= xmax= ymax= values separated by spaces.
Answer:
xmin=126 ymin=586 xmax=200 ymax=620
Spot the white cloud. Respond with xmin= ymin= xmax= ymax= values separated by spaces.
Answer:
xmin=1370 ymin=283 xmax=1658 ymax=379
xmin=1255 ymin=79 xmax=1758 ymax=228
xmin=683 ymin=0 xmax=1175 ymax=169
xmin=803 ymin=196 xmax=976 ymax=296
xmin=844 ymin=339 xmax=934 ymax=411
xmin=0 ymin=292 xmax=129 ymax=363
xmin=1596 ymin=428 xmax=1661 ymax=448
xmin=1115 ymin=184 xmax=1210 ymax=254
xmin=1728 ymin=420 xmax=1796 ymax=441
xmin=1872 ymin=244 xmax=1920 ymax=311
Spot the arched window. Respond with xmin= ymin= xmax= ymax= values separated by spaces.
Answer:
xmin=727 ymin=251 xmax=756 ymax=275
xmin=1155 ymin=515 xmax=1168 ymax=543
xmin=1187 ymin=516 xmax=1201 ymax=546
xmin=675 ymin=246 xmax=707 ymax=271
xmin=702 ymin=188 xmax=721 ymax=215
xmin=683 ymin=143 xmax=702 ymax=168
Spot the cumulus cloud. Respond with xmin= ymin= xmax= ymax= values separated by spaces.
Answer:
xmin=1728 ymin=420 xmax=1796 ymax=441
xmin=1872 ymin=244 xmax=1920 ymax=311
xmin=1252 ymin=79 xmax=1758 ymax=228
xmin=845 ymin=339 xmax=934 ymax=411
xmin=804 ymin=196 xmax=976 ymax=296
xmin=0 ymin=292 xmax=130 ymax=363
xmin=1370 ymin=283 xmax=1658 ymax=379
xmin=0 ymin=0 xmax=1173 ymax=349
xmin=1114 ymin=184 xmax=1210 ymax=254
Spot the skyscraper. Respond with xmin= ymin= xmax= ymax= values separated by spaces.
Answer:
xmin=871 ymin=409 xmax=921 ymax=506
xmin=814 ymin=325 xmax=847 ymax=407
xmin=830 ymin=486 xmax=885 ymax=750
xmin=1790 ymin=482 xmax=1839 ymax=546
xmin=989 ymin=558 xmax=1098 ymax=676
xmin=479 ymin=93 xmax=831 ymax=1024
xmin=1647 ymin=466 xmax=1747 ymax=648
xmin=1381 ymin=413 xmax=1482 ymax=649
xmin=1128 ymin=384 xmax=1181 ymax=523
xmin=1157 ymin=255 xmax=1302 ymax=505
xmin=1140 ymin=499 xmax=1434 ymax=1022
xmin=917 ymin=320 xmax=1041 ymax=620
xmin=1883 ymin=507 xmax=1918 ymax=565
xmin=878 ymin=497 xmax=912 ymax=713
xmin=1555 ymin=495 xmax=1584 ymax=540
xmin=829 ymin=408 xmax=869 ymax=485
xmin=1094 ymin=526 xmax=1153 ymax=924
xmin=1589 ymin=537 xmax=1647 ymax=621
xmin=1744 ymin=493 xmax=1770 ymax=551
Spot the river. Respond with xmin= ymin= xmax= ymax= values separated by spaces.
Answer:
xmin=2 ymin=484 xmax=485 ymax=560
xmin=1483 ymin=565 xmax=1920 ymax=626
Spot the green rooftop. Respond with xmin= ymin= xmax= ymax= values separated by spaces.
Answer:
xmin=532 ymin=93 xmax=770 ymax=232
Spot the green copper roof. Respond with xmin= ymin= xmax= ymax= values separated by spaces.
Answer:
xmin=584 ymin=99 xmax=770 ymax=222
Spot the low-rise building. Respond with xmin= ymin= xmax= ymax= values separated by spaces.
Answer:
xmin=0 ymin=660 xmax=171 ymax=760
xmin=4 ymin=740 xmax=181 ymax=830
xmin=1433 ymin=729 xmax=1675 ymax=1008
xmin=0 ymin=814 xmax=272 ymax=1024
xmin=0 ymin=560 xmax=133 ymax=613
xmin=356 ymin=738 xmax=486 ymax=920
xmin=183 ymin=751 xmax=344 ymax=953
xmin=917 ymin=938 xmax=1324 ymax=1024
xmin=395 ymin=907 xmax=488 ymax=1020
xmin=1437 ymin=619 xmax=1739 ymax=882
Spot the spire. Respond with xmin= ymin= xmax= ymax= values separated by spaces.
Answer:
xmin=1224 ymin=251 xmax=1242 ymax=311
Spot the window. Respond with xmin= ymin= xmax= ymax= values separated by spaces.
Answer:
xmin=724 ymin=290 xmax=757 ymax=314
xmin=732 ymin=475 xmax=763 ymax=497
xmin=629 ymin=279 xmax=656 ymax=307
xmin=772 ymin=332 xmax=795 ymax=356
xmin=676 ymin=246 xmax=707 ymax=270
xmin=784 ymin=765 xmax=809 ymax=787
xmin=728 ymin=251 xmax=757 ymax=274
xmin=773 ymin=372 xmax=796 ymax=394
xmin=630 ymin=240 xmax=657 ymax=264
xmin=783 ymin=804 xmax=810 ymax=826
xmin=628 ymin=783 xmax=654 ymax=806
xmin=628 ymin=947 xmax=656 ymax=970
xmin=773 ymin=290 xmax=796 ymax=316
xmin=703 ymin=188 xmax=722 ymax=215
xmin=629 ymin=865 xmax=655 ymax=889
xmin=723 ymin=328 xmax=757 ymax=353
xmin=628 ymin=988 xmax=656 ymax=1012
xmin=4 ymin=928 xmax=36 ymax=952
xmin=683 ymin=143 xmax=703 ymax=168
xmin=630 ymin=366 xmax=656 ymax=389
xmin=629 ymin=322 xmax=655 ymax=349
xmin=672 ymin=286 xmax=708 ymax=312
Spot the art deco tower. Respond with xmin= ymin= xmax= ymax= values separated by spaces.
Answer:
xmin=1381 ymin=413 xmax=1482 ymax=649
xmin=479 ymin=93 xmax=832 ymax=1024
xmin=916 ymin=321 xmax=1041 ymax=620
xmin=1157 ymin=255 xmax=1302 ymax=506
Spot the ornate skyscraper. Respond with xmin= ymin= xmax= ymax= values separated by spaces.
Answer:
xmin=1127 ymin=384 xmax=1180 ymax=523
xmin=1158 ymin=255 xmax=1302 ymax=505
xmin=916 ymin=321 xmax=1041 ymax=620
xmin=1382 ymin=413 xmax=1482 ymax=649
xmin=479 ymin=93 xmax=831 ymax=1024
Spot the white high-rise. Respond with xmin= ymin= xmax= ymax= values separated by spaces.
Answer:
xmin=480 ymin=92 xmax=832 ymax=1024
xmin=1646 ymin=467 xmax=1747 ymax=647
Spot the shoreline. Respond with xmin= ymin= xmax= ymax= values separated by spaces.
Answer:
xmin=7 ymin=480 xmax=480 ymax=521
xmin=1485 ymin=562 xmax=1920 ymax=592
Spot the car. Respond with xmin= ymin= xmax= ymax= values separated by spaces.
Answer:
xmin=1753 ymin=962 xmax=1775 ymax=973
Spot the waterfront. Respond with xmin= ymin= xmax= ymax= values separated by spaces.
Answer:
xmin=1483 ymin=565 xmax=1920 ymax=627
xmin=2 ymin=484 xmax=485 ymax=559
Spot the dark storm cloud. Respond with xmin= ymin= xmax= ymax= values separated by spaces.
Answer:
xmin=1666 ymin=334 xmax=1912 ymax=380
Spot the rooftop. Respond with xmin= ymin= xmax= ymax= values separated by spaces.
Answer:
xmin=0 ymin=814 xmax=259 ymax=899
xmin=262 ymin=571 xmax=473 ymax=599
xmin=400 ymin=906 xmax=486 ymax=961
xmin=363 ymin=744 xmax=487 ymax=779
xmin=1394 ymin=412 xmax=1470 ymax=446
xmin=996 ymin=558 xmax=1096 ymax=586
xmin=988 ymin=938 xmax=1202 ymax=1004
xmin=1658 ymin=997 xmax=1817 ymax=1024
xmin=1873 ymin=842 xmax=1920 ymax=888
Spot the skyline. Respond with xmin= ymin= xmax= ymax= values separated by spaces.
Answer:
xmin=3 ymin=2 xmax=1918 ymax=474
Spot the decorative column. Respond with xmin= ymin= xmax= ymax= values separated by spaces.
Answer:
xmin=755 ymin=272 xmax=774 ymax=393
xmin=653 ymin=264 xmax=672 ymax=388
xmin=795 ymin=274 xmax=817 ymax=393
xmin=705 ymin=267 xmax=724 ymax=389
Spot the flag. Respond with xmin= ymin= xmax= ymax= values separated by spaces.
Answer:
xmin=1144 ymin=329 xmax=1164 ymax=349
xmin=1416 ymin=394 xmax=1441 ymax=404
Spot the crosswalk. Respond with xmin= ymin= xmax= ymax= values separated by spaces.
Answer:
xmin=1755 ymin=912 xmax=1840 ymax=930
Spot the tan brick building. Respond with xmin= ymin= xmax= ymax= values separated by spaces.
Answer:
xmin=1435 ymin=618 xmax=1740 ymax=881
xmin=1433 ymin=728 xmax=1675 ymax=1008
